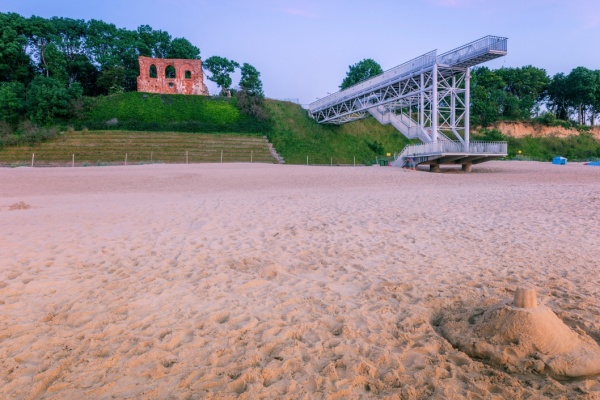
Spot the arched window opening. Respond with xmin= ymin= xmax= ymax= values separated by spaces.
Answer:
xmin=165 ymin=65 xmax=176 ymax=79
xmin=185 ymin=70 xmax=192 ymax=80
xmin=149 ymin=64 xmax=157 ymax=78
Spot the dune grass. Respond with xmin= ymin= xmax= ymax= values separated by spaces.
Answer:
xmin=264 ymin=100 xmax=413 ymax=165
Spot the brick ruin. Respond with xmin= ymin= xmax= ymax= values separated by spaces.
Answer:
xmin=137 ymin=56 xmax=209 ymax=95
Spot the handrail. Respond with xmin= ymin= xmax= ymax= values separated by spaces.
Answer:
xmin=310 ymin=36 xmax=507 ymax=114
xmin=308 ymin=50 xmax=437 ymax=113
xmin=396 ymin=140 xmax=507 ymax=159
xmin=437 ymin=35 xmax=507 ymax=67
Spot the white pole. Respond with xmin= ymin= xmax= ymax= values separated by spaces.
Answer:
xmin=432 ymin=63 xmax=439 ymax=142
xmin=125 ymin=153 xmax=128 ymax=166
xmin=465 ymin=67 xmax=471 ymax=152
xmin=72 ymin=154 xmax=74 ymax=167
xmin=221 ymin=150 xmax=223 ymax=163
xmin=31 ymin=153 xmax=34 ymax=167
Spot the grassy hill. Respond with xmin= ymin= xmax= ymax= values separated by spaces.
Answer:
xmin=0 ymin=93 xmax=413 ymax=166
xmin=264 ymin=100 xmax=412 ymax=165
xmin=0 ymin=131 xmax=276 ymax=167
xmin=13 ymin=91 xmax=600 ymax=166
xmin=79 ymin=92 xmax=269 ymax=133
xmin=80 ymin=93 xmax=413 ymax=165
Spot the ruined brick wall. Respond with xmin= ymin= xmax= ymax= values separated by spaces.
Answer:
xmin=137 ymin=56 xmax=209 ymax=95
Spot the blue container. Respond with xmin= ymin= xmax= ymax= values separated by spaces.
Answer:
xmin=552 ymin=156 xmax=567 ymax=165
xmin=585 ymin=161 xmax=600 ymax=166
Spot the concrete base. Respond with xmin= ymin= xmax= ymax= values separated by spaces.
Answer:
xmin=461 ymin=163 xmax=473 ymax=172
xmin=430 ymin=164 xmax=441 ymax=172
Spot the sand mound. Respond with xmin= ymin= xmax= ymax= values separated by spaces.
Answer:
xmin=439 ymin=288 xmax=600 ymax=379
xmin=8 ymin=201 xmax=32 ymax=210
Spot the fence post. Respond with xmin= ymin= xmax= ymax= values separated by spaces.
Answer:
xmin=125 ymin=153 xmax=128 ymax=166
xmin=251 ymin=150 xmax=253 ymax=163
xmin=151 ymin=151 xmax=153 ymax=163
xmin=186 ymin=151 xmax=189 ymax=164
xmin=306 ymin=155 xmax=308 ymax=166
xmin=331 ymin=157 xmax=332 ymax=166
xmin=72 ymin=154 xmax=75 ymax=167
xmin=221 ymin=150 xmax=223 ymax=163
xmin=354 ymin=156 xmax=356 ymax=167
xmin=31 ymin=153 xmax=35 ymax=167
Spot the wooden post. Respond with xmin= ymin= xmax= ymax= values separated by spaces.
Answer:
xmin=151 ymin=151 xmax=153 ymax=163
xmin=186 ymin=151 xmax=189 ymax=164
xmin=125 ymin=153 xmax=128 ymax=166
xmin=251 ymin=150 xmax=253 ymax=163
xmin=331 ymin=157 xmax=332 ymax=166
xmin=221 ymin=150 xmax=223 ymax=163
xmin=31 ymin=153 xmax=35 ymax=167
xmin=72 ymin=154 xmax=75 ymax=167
xmin=354 ymin=156 xmax=356 ymax=167
xmin=306 ymin=155 xmax=308 ymax=166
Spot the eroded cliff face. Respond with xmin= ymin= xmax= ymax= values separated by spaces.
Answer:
xmin=490 ymin=122 xmax=600 ymax=139
xmin=137 ymin=56 xmax=209 ymax=96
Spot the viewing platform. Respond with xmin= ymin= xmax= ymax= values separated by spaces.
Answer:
xmin=308 ymin=36 xmax=508 ymax=171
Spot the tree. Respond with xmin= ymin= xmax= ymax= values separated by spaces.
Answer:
xmin=25 ymin=75 xmax=80 ymax=124
xmin=0 ymin=82 xmax=26 ymax=124
xmin=239 ymin=63 xmax=263 ymax=97
xmin=203 ymin=56 xmax=239 ymax=96
xmin=24 ymin=15 xmax=56 ymax=77
xmin=592 ymin=70 xmax=600 ymax=126
xmin=565 ymin=67 xmax=598 ymax=125
xmin=470 ymin=67 xmax=506 ymax=126
xmin=0 ymin=13 xmax=34 ymax=84
xmin=167 ymin=38 xmax=200 ymax=59
xmin=547 ymin=73 xmax=570 ymax=121
xmin=496 ymin=66 xmax=549 ymax=118
xmin=339 ymin=58 xmax=383 ymax=90
xmin=137 ymin=25 xmax=171 ymax=58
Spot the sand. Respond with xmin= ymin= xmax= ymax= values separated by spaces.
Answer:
xmin=493 ymin=122 xmax=600 ymax=139
xmin=1 ymin=161 xmax=599 ymax=399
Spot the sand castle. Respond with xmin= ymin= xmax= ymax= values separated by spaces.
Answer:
xmin=439 ymin=287 xmax=600 ymax=379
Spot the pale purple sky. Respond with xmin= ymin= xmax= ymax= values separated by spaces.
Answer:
xmin=1 ymin=0 xmax=598 ymax=106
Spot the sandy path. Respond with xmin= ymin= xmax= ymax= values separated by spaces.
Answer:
xmin=1 ymin=162 xmax=599 ymax=399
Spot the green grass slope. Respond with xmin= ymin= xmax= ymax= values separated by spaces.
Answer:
xmin=79 ymin=92 xmax=269 ymax=133
xmin=0 ymin=131 xmax=275 ymax=166
xmin=265 ymin=100 xmax=413 ymax=165
xmin=1 ymin=94 xmax=415 ymax=166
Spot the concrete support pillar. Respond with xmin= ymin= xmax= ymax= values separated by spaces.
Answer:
xmin=462 ymin=163 xmax=473 ymax=172
xmin=430 ymin=164 xmax=441 ymax=172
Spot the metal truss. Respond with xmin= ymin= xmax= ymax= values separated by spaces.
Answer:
xmin=308 ymin=36 xmax=508 ymax=159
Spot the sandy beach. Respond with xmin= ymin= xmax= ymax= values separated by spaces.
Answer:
xmin=1 ymin=161 xmax=599 ymax=399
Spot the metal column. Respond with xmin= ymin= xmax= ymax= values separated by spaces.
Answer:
xmin=464 ymin=67 xmax=471 ymax=152
xmin=431 ymin=63 xmax=438 ymax=142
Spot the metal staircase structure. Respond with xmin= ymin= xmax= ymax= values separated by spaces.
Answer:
xmin=308 ymin=36 xmax=508 ymax=171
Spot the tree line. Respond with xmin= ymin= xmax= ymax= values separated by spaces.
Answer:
xmin=341 ymin=59 xmax=600 ymax=127
xmin=0 ymin=12 xmax=264 ymax=127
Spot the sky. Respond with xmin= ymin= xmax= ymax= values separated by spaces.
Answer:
xmin=1 ymin=0 xmax=599 ymax=107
